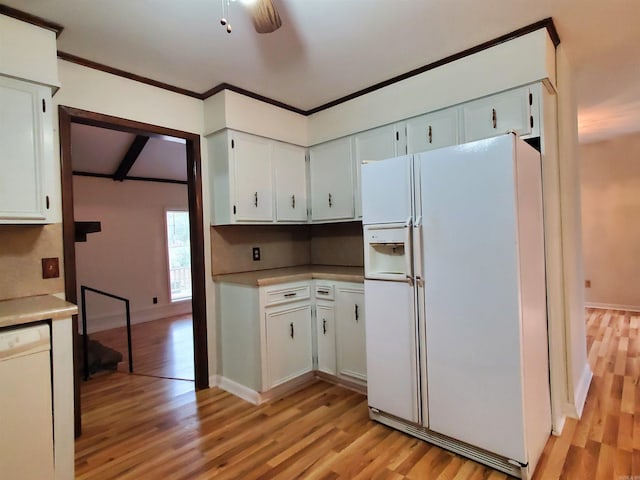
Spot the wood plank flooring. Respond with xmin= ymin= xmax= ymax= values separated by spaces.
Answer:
xmin=89 ymin=314 xmax=194 ymax=381
xmin=76 ymin=308 xmax=639 ymax=479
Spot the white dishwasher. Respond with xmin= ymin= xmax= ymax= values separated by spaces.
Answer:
xmin=0 ymin=323 xmax=55 ymax=479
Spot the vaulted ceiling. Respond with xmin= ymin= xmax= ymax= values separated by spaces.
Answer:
xmin=5 ymin=0 xmax=640 ymax=143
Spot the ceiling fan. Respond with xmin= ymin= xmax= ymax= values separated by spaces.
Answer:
xmin=220 ymin=0 xmax=282 ymax=34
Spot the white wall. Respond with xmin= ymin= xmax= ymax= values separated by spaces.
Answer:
xmin=204 ymin=90 xmax=308 ymax=146
xmin=0 ymin=15 xmax=59 ymax=87
xmin=556 ymin=45 xmax=590 ymax=419
xmin=581 ymin=131 xmax=640 ymax=311
xmin=74 ymin=176 xmax=190 ymax=332
xmin=53 ymin=59 xmax=217 ymax=374
xmin=307 ymin=29 xmax=556 ymax=145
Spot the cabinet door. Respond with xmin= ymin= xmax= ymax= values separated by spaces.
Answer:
xmin=353 ymin=123 xmax=405 ymax=219
xmin=462 ymin=87 xmax=532 ymax=142
xmin=309 ymin=137 xmax=354 ymax=221
xmin=0 ymin=76 xmax=51 ymax=223
xmin=265 ymin=304 xmax=313 ymax=389
xmin=273 ymin=141 xmax=307 ymax=222
xmin=336 ymin=286 xmax=366 ymax=383
xmin=406 ymin=108 xmax=459 ymax=154
xmin=232 ymin=131 xmax=273 ymax=222
xmin=316 ymin=302 xmax=336 ymax=375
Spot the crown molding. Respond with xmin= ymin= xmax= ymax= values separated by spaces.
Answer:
xmin=0 ymin=4 xmax=64 ymax=37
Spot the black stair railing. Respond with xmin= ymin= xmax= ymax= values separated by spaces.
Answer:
xmin=80 ymin=285 xmax=133 ymax=380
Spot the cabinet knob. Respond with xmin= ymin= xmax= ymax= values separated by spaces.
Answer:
xmin=428 ymin=125 xmax=433 ymax=144
xmin=355 ymin=304 xmax=359 ymax=321
xmin=492 ymin=108 xmax=497 ymax=129
xmin=328 ymin=193 xmax=333 ymax=208
xmin=290 ymin=322 xmax=294 ymax=339
xmin=291 ymin=194 xmax=296 ymax=209
xmin=254 ymin=192 xmax=258 ymax=207
xmin=322 ymin=319 xmax=327 ymax=335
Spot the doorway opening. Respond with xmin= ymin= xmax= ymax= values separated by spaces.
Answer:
xmin=58 ymin=106 xmax=209 ymax=436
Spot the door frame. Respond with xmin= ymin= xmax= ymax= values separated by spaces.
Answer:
xmin=58 ymin=105 xmax=209 ymax=435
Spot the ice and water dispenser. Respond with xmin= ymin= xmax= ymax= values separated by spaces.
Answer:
xmin=363 ymin=223 xmax=411 ymax=281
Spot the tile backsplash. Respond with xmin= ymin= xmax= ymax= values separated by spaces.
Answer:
xmin=211 ymin=222 xmax=364 ymax=275
xmin=0 ymin=223 xmax=65 ymax=300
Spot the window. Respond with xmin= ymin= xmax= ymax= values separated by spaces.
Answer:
xmin=166 ymin=210 xmax=191 ymax=302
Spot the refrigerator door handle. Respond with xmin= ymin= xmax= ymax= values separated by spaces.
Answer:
xmin=413 ymin=218 xmax=423 ymax=282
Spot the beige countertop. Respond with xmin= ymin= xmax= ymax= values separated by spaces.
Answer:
xmin=213 ymin=265 xmax=364 ymax=286
xmin=0 ymin=294 xmax=78 ymax=329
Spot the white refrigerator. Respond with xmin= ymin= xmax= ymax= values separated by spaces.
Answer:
xmin=362 ymin=134 xmax=551 ymax=479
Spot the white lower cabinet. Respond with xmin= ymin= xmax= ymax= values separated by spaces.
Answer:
xmin=265 ymin=303 xmax=313 ymax=389
xmin=217 ymin=278 xmax=366 ymax=402
xmin=315 ymin=300 xmax=336 ymax=376
xmin=335 ymin=284 xmax=367 ymax=384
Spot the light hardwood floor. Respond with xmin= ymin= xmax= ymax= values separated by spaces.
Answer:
xmin=89 ymin=314 xmax=194 ymax=381
xmin=76 ymin=308 xmax=638 ymax=479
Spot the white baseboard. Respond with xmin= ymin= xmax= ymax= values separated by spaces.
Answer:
xmin=565 ymin=364 xmax=593 ymax=419
xmin=215 ymin=372 xmax=318 ymax=406
xmin=585 ymin=302 xmax=640 ymax=313
xmin=216 ymin=376 xmax=262 ymax=405
xmin=83 ymin=301 xmax=192 ymax=333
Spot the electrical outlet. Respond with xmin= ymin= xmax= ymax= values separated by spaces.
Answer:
xmin=253 ymin=247 xmax=261 ymax=261
xmin=42 ymin=257 xmax=60 ymax=279
xmin=585 ymin=280 xmax=591 ymax=288
xmin=153 ymin=297 xmax=158 ymax=304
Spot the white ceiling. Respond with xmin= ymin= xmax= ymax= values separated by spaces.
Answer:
xmin=7 ymin=0 xmax=640 ymax=143
xmin=71 ymin=123 xmax=187 ymax=181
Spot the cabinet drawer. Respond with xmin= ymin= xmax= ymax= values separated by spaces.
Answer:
xmin=264 ymin=283 xmax=311 ymax=306
xmin=314 ymin=283 xmax=334 ymax=301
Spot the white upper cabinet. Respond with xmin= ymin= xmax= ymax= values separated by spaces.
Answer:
xmin=273 ymin=141 xmax=307 ymax=222
xmin=209 ymin=129 xmax=308 ymax=225
xmin=406 ymin=107 xmax=459 ymax=154
xmin=232 ymin=131 xmax=273 ymax=222
xmin=309 ymin=137 xmax=354 ymax=222
xmin=0 ymin=75 xmax=53 ymax=224
xmin=353 ymin=123 xmax=405 ymax=219
xmin=462 ymin=86 xmax=534 ymax=143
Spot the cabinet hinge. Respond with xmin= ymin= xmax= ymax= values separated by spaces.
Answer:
xmin=233 ymin=205 xmax=236 ymax=214
xmin=231 ymin=139 xmax=235 ymax=148
xmin=42 ymin=99 xmax=46 ymax=113
xmin=529 ymin=93 xmax=533 ymax=106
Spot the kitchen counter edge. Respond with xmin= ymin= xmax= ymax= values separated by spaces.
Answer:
xmin=213 ymin=266 xmax=364 ymax=287
xmin=0 ymin=294 xmax=78 ymax=329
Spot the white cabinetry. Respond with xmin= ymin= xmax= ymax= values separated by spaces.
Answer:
xmin=406 ymin=107 xmax=459 ymax=154
xmin=233 ymin=131 xmax=273 ymax=221
xmin=314 ymin=283 xmax=336 ymax=376
xmin=208 ymin=129 xmax=307 ymax=225
xmin=462 ymin=86 xmax=536 ymax=142
xmin=265 ymin=303 xmax=313 ymax=389
xmin=0 ymin=75 xmax=53 ymax=224
xmin=353 ymin=123 xmax=405 ymax=219
xmin=336 ymin=283 xmax=367 ymax=384
xmin=273 ymin=141 xmax=307 ymax=222
xmin=309 ymin=137 xmax=354 ymax=222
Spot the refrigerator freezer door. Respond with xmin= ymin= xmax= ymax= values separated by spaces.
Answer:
xmin=361 ymin=155 xmax=412 ymax=225
xmin=365 ymin=279 xmax=420 ymax=423
xmin=418 ymin=135 xmax=527 ymax=463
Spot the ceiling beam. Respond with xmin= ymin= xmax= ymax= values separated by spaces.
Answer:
xmin=113 ymin=135 xmax=149 ymax=181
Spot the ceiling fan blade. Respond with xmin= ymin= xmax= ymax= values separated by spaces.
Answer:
xmin=247 ymin=0 xmax=282 ymax=34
